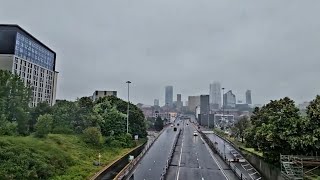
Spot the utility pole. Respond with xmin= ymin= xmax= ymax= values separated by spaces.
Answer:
xmin=207 ymin=101 xmax=210 ymax=129
xmin=126 ymin=81 xmax=131 ymax=134
xmin=222 ymin=87 xmax=226 ymax=160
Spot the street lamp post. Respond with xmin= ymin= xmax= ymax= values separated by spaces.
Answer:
xmin=222 ymin=87 xmax=226 ymax=160
xmin=126 ymin=81 xmax=131 ymax=134
xmin=207 ymin=102 xmax=210 ymax=129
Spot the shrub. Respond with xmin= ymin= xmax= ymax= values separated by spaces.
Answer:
xmin=35 ymin=114 xmax=53 ymax=138
xmin=82 ymin=127 xmax=102 ymax=146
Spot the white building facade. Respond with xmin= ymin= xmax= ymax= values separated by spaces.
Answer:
xmin=0 ymin=25 xmax=58 ymax=107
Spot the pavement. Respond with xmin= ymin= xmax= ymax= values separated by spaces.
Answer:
xmin=126 ymin=121 xmax=180 ymax=180
xmin=205 ymin=133 xmax=262 ymax=180
xmin=166 ymin=119 xmax=230 ymax=180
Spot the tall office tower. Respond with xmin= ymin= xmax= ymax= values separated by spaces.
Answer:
xmin=200 ymin=95 xmax=211 ymax=126
xmin=177 ymin=94 xmax=181 ymax=102
xmin=223 ymin=90 xmax=236 ymax=108
xmin=188 ymin=96 xmax=200 ymax=113
xmin=176 ymin=94 xmax=183 ymax=111
xmin=165 ymin=86 xmax=173 ymax=106
xmin=200 ymin=95 xmax=210 ymax=114
xmin=246 ymin=90 xmax=252 ymax=105
xmin=0 ymin=24 xmax=58 ymax=106
xmin=154 ymin=99 xmax=159 ymax=106
xmin=209 ymin=82 xmax=221 ymax=109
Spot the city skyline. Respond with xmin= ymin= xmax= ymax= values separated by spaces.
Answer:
xmin=1 ymin=1 xmax=320 ymax=106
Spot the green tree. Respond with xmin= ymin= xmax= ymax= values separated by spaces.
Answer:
xmin=51 ymin=100 xmax=78 ymax=134
xmin=245 ymin=97 xmax=302 ymax=162
xmin=0 ymin=70 xmax=31 ymax=135
xmin=74 ymin=97 xmax=97 ymax=133
xmin=233 ymin=116 xmax=250 ymax=143
xmin=99 ymin=96 xmax=147 ymax=138
xmin=35 ymin=114 xmax=53 ymax=138
xmin=304 ymin=95 xmax=320 ymax=153
xmin=154 ymin=116 xmax=164 ymax=131
xmin=93 ymin=99 xmax=126 ymax=136
xmin=0 ymin=114 xmax=17 ymax=135
xmin=30 ymin=102 xmax=52 ymax=132
xmin=82 ymin=127 xmax=102 ymax=146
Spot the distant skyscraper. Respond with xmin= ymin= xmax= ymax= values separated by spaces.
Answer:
xmin=223 ymin=90 xmax=236 ymax=108
xmin=177 ymin=94 xmax=181 ymax=102
xmin=209 ymin=82 xmax=221 ymax=109
xmin=176 ymin=94 xmax=182 ymax=111
xmin=200 ymin=95 xmax=210 ymax=114
xmin=165 ymin=86 xmax=173 ymax=106
xmin=154 ymin=99 xmax=159 ymax=106
xmin=188 ymin=96 xmax=200 ymax=112
xmin=200 ymin=95 xmax=211 ymax=126
xmin=246 ymin=90 xmax=252 ymax=104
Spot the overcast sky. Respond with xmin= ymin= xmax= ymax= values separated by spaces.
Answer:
xmin=1 ymin=0 xmax=320 ymax=105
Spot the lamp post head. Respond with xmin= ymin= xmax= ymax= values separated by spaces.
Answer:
xmin=126 ymin=81 xmax=131 ymax=84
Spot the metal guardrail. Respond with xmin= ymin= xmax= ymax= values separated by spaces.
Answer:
xmin=113 ymin=126 xmax=170 ymax=180
xmin=198 ymin=130 xmax=249 ymax=180
xmin=90 ymin=143 xmax=145 ymax=180
xmin=160 ymin=129 xmax=182 ymax=180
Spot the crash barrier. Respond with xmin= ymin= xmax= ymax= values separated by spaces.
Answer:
xmin=114 ymin=126 xmax=169 ymax=180
xmin=160 ymin=129 xmax=182 ymax=180
xmin=198 ymin=131 xmax=250 ymax=180
xmin=211 ymin=132 xmax=264 ymax=180
xmin=90 ymin=142 xmax=146 ymax=180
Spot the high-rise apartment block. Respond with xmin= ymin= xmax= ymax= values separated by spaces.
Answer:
xmin=246 ymin=90 xmax=252 ymax=105
xmin=0 ymin=24 xmax=58 ymax=106
xmin=209 ymin=82 xmax=221 ymax=109
xmin=165 ymin=86 xmax=173 ymax=106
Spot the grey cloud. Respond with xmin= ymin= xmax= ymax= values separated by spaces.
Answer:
xmin=1 ymin=0 xmax=320 ymax=105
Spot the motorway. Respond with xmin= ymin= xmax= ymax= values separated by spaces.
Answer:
xmin=127 ymin=122 xmax=180 ymax=180
xmin=166 ymin=119 xmax=228 ymax=180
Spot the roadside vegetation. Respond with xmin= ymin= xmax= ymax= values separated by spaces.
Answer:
xmin=0 ymin=70 xmax=147 ymax=179
xmin=224 ymin=96 xmax=320 ymax=164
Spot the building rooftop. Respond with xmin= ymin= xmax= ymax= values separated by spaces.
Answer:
xmin=0 ymin=24 xmax=56 ymax=55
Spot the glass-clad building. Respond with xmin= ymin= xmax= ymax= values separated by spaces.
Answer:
xmin=0 ymin=24 xmax=58 ymax=106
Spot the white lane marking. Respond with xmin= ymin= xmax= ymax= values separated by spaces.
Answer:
xmin=176 ymin=126 xmax=184 ymax=180
xmin=242 ymin=163 xmax=250 ymax=167
xmin=247 ymin=168 xmax=254 ymax=171
xmin=200 ymin=135 xmax=229 ymax=180
xmin=256 ymin=177 xmax=262 ymax=180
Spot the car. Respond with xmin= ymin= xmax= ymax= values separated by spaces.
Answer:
xmin=193 ymin=131 xmax=198 ymax=136
xmin=171 ymin=124 xmax=174 ymax=127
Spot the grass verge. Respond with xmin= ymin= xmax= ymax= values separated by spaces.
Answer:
xmin=0 ymin=134 xmax=140 ymax=180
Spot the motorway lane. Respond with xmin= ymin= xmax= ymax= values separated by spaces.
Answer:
xmin=128 ymin=124 xmax=180 ymax=180
xmin=167 ymin=120 xmax=228 ymax=180
xmin=206 ymin=133 xmax=262 ymax=180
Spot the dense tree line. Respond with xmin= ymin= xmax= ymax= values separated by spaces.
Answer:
xmin=231 ymin=96 xmax=320 ymax=163
xmin=0 ymin=70 xmax=147 ymax=147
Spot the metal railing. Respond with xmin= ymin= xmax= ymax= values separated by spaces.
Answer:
xmin=199 ymin=130 xmax=249 ymax=180
xmin=113 ymin=126 xmax=169 ymax=180
xmin=160 ymin=129 xmax=182 ymax=180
